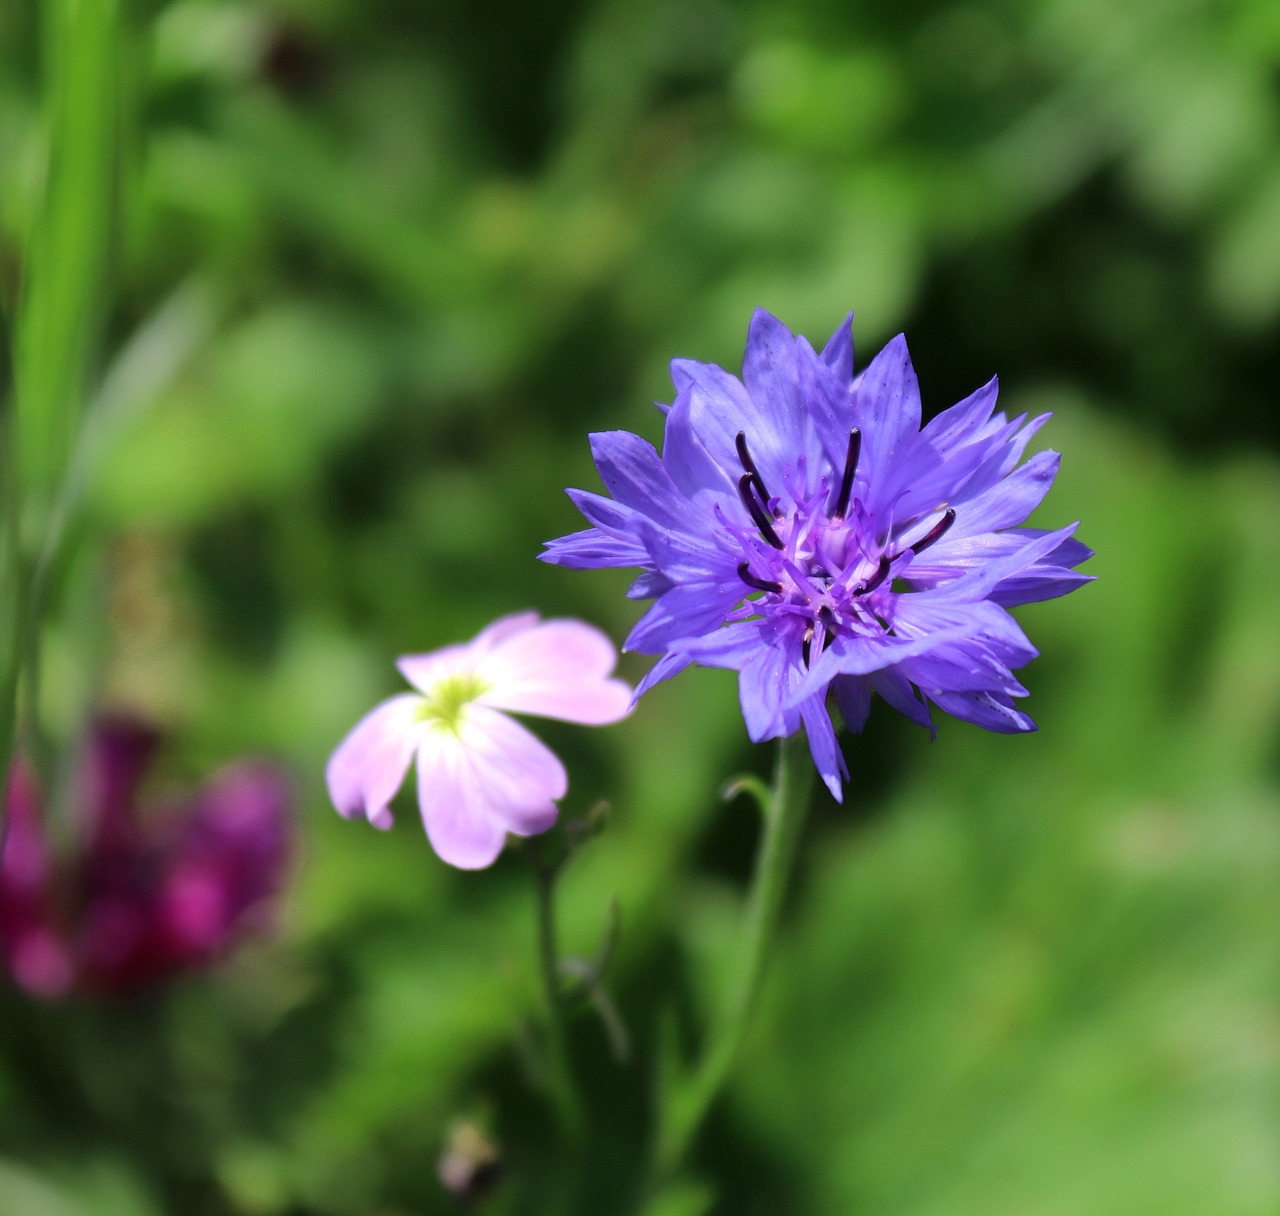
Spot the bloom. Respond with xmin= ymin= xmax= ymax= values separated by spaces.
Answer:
xmin=0 ymin=718 xmax=292 ymax=999
xmin=542 ymin=309 xmax=1092 ymax=798
xmin=326 ymin=612 xmax=632 ymax=869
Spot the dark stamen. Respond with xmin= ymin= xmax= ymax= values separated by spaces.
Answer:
xmin=738 ymin=562 xmax=783 ymax=594
xmin=735 ymin=431 xmax=773 ymax=506
xmin=832 ymin=428 xmax=861 ymax=521
xmin=854 ymin=554 xmax=892 ymax=597
xmin=910 ymin=508 xmax=956 ymax=555
xmin=737 ymin=473 xmax=784 ymax=549
xmin=802 ymin=621 xmax=837 ymax=668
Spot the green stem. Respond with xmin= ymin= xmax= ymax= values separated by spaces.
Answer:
xmin=4 ymin=0 xmax=122 ymax=797
xmin=653 ymin=731 xmax=816 ymax=1180
xmin=528 ymin=840 xmax=587 ymax=1148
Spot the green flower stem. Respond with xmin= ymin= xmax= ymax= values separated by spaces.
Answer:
xmin=654 ymin=731 xmax=816 ymax=1180
xmin=528 ymin=840 xmax=587 ymax=1148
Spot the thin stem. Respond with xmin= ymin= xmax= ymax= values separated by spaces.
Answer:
xmin=652 ymin=731 xmax=816 ymax=1181
xmin=528 ymin=840 xmax=587 ymax=1148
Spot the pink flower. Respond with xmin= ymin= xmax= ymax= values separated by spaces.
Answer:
xmin=0 ymin=718 xmax=293 ymax=1000
xmin=326 ymin=612 xmax=632 ymax=869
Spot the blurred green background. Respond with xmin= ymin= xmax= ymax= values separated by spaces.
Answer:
xmin=1 ymin=0 xmax=1279 ymax=1212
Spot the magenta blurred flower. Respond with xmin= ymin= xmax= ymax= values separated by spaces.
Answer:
xmin=327 ymin=611 xmax=631 ymax=869
xmin=0 ymin=718 xmax=292 ymax=999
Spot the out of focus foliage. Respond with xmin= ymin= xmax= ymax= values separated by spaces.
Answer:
xmin=0 ymin=0 xmax=1278 ymax=1213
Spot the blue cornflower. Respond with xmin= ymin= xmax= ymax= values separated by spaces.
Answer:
xmin=542 ymin=310 xmax=1092 ymax=798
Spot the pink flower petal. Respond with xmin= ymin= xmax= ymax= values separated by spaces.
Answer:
xmin=325 ymin=694 xmax=422 ymax=827
xmin=415 ymin=729 xmax=511 ymax=870
xmin=397 ymin=612 xmax=540 ymax=693
xmin=415 ymin=707 xmax=567 ymax=869
xmin=395 ymin=642 xmax=475 ymax=696
xmin=460 ymin=706 xmax=564 ymax=835
xmin=162 ymin=762 xmax=293 ymax=962
xmin=468 ymin=611 xmax=544 ymax=654
xmin=11 ymin=929 xmax=75 ymax=999
xmin=477 ymin=618 xmax=632 ymax=724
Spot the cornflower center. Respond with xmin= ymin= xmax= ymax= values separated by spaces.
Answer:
xmin=418 ymin=673 xmax=489 ymax=732
xmin=728 ymin=430 xmax=956 ymax=664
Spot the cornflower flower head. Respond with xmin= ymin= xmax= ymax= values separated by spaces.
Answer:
xmin=542 ymin=309 xmax=1093 ymax=798
xmin=326 ymin=612 xmax=631 ymax=869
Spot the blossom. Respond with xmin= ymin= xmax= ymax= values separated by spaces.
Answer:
xmin=541 ymin=309 xmax=1092 ymax=798
xmin=0 ymin=718 xmax=292 ymax=999
xmin=326 ymin=612 xmax=632 ymax=869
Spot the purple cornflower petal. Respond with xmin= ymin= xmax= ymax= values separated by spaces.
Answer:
xmin=326 ymin=613 xmax=631 ymax=869
xmin=542 ymin=308 xmax=1093 ymax=798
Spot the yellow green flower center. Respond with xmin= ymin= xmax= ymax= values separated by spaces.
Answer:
xmin=417 ymin=673 xmax=489 ymax=733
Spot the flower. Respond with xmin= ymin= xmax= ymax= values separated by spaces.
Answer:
xmin=541 ymin=309 xmax=1093 ymax=798
xmin=326 ymin=612 xmax=632 ymax=869
xmin=0 ymin=718 xmax=292 ymax=999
